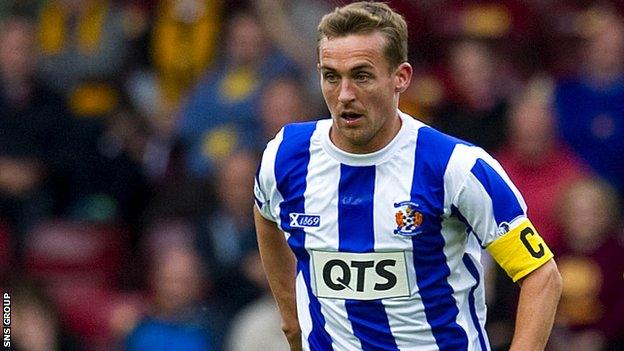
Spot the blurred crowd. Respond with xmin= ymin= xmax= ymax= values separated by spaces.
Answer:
xmin=0 ymin=0 xmax=623 ymax=350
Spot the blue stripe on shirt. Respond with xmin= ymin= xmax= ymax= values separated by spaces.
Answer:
xmin=470 ymin=158 xmax=524 ymax=226
xmin=274 ymin=121 xmax=333 ymax=351
xmin=463 ymin=254 xmax=489 ymax=351
xmin=451 ymin=205 xmax=484 ymax=248
xmin=338 ymin=164 xmax=399 ymax=351
xmin=411 ymin=127 xmax=469 ymax=350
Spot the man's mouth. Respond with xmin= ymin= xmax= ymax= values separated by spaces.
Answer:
xmin=340 ymin=112 xmax=364 ymax=122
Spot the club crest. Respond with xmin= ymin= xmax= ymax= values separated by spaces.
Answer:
xmin=394 ymin=201 xmax=424 ymax=236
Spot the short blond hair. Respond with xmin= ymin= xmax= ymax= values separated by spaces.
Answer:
xmin=317 ymin=1 xmax=408 ymax=69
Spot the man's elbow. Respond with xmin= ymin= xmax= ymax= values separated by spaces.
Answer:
xmin=546 ymin=260 xmax=563 ymax=298
xmin=528 ymin=259 xmax=563 ymax=298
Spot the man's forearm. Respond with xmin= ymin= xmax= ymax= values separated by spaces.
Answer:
xmin=254 ymin=206 xmax=301 ymax=350
xmin=510 ymin=259 xmax=562 ymax=351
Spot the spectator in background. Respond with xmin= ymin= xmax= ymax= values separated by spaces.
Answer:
xmin=196 ymin=150 xmax=261 ymax=312
xmin=486 ymin=76 xmax=588 ymax=350
xmin=151 ymin=0 xmax=223 ymax=109
xmin=0 ymin=14 xmax=78 ymax=259
xmin=176 ymin=11 xmax=300 ymax=178
xmin=433 ymin=40 xmax=510 ymax=152
xmin=497 ymin=75 xmax=587 ymax=253
xmin=259 ymin=77 xmax=312 ymax=141
xmin=139 ymin=104 xmax=182 ymax=185
xmin=226 ymin=251 xmax=289 ymax=351
xmin=551 ymin=178 xmax=624 ymax=351
xmin=64 ymin=109 xmax=150 ymax=226
xmin=554 ymin=8 xmax=624 ymax=197
xmin=11 ymin=280 xmax=83 ymax=351
xmin=253 ymin=0 xmax=331 ymax=106
xmin=126 ymin=246 xmax=225 ymax=351
xmin=36 ymin=0 xmax=128 ymax=117
xmin=32 ymin=0 xmax=152 ymax=225
xmin=254 ymin=0 xmax=428 ymax=103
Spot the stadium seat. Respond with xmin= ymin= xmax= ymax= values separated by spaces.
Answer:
xmin=49 ymin=282 xmax=147 ymax=351
xmin=22 ymin=219 xmax=142 ymax=350
xmin=23 ymin=219 xmax=129 ymax=286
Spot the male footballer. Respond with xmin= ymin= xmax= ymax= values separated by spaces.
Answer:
xmin=254 ymin=2 xmax=562 ymax=350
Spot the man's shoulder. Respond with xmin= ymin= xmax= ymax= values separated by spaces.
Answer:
xmin=414 ymin=120 xmax=473 ymax=150
xmin=260 ymin=118 xmax=329 ymax=162
xmin=280 ymin=119 xmax=324 ymax=139
xmin=413 ymin=121 xmax=477 ymax=168
xmin=268 ymin=118 xmax=329 ymax=149
xmin=411 ymin=119 xmax=490 ymax=181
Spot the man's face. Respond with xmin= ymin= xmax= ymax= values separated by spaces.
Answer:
xmin=319 ymin=32 xmax=411 ymax=153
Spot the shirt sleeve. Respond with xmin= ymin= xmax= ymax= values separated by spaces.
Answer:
xmin=253 ymin=128 xmax=285 ymax=223
xmin=451 ymin=148 xmax=553 ymax=281
xmin=485 ymin=219 xmax=553 ymax=282
xmin=254 ymin=173 xmax=276 ymax=222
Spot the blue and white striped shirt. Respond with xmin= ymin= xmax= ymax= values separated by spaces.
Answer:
xmin=254 ymin=112 xmax=531 ymax=351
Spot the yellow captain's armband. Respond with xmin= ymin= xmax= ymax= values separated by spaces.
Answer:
xmin=486 ymin=220 xmax=553 ymax=282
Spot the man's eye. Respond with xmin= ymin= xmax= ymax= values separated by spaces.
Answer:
xmin=324 ymin=73 xmax=338 ymax=82
xmin=355 ymin=73 xmax=371 ymax=82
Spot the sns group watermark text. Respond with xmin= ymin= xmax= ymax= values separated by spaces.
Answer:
xmin=3 ymin=293 xmax=9 ymax=348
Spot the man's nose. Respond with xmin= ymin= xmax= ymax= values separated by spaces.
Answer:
xmin=338 ymin=79 xmax=356 ymax=104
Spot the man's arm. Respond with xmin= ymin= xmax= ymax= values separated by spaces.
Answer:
xmin=510 ymin=259 xmax=562 ymax=351
xmin=254 ymin=206 xmax=302 ymax=351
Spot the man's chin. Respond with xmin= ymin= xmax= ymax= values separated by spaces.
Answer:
xmin=333 ymin=129 xmax=375 ymax=151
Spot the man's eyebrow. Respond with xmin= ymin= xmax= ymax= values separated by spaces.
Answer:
xmin=319 ymin=66 xmax=337 ymax=72
xmin=350 ymin=64 xmax=374 ymax=72
xmin=319 ymin=64 xmax=374 ymax=72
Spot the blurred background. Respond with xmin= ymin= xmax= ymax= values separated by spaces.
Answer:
xmin=0 ymin=0 xmax=622 ymax=350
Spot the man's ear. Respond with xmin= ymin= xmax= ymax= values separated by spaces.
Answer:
xmin=394 ymin=62 xmax=413 ymax=93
